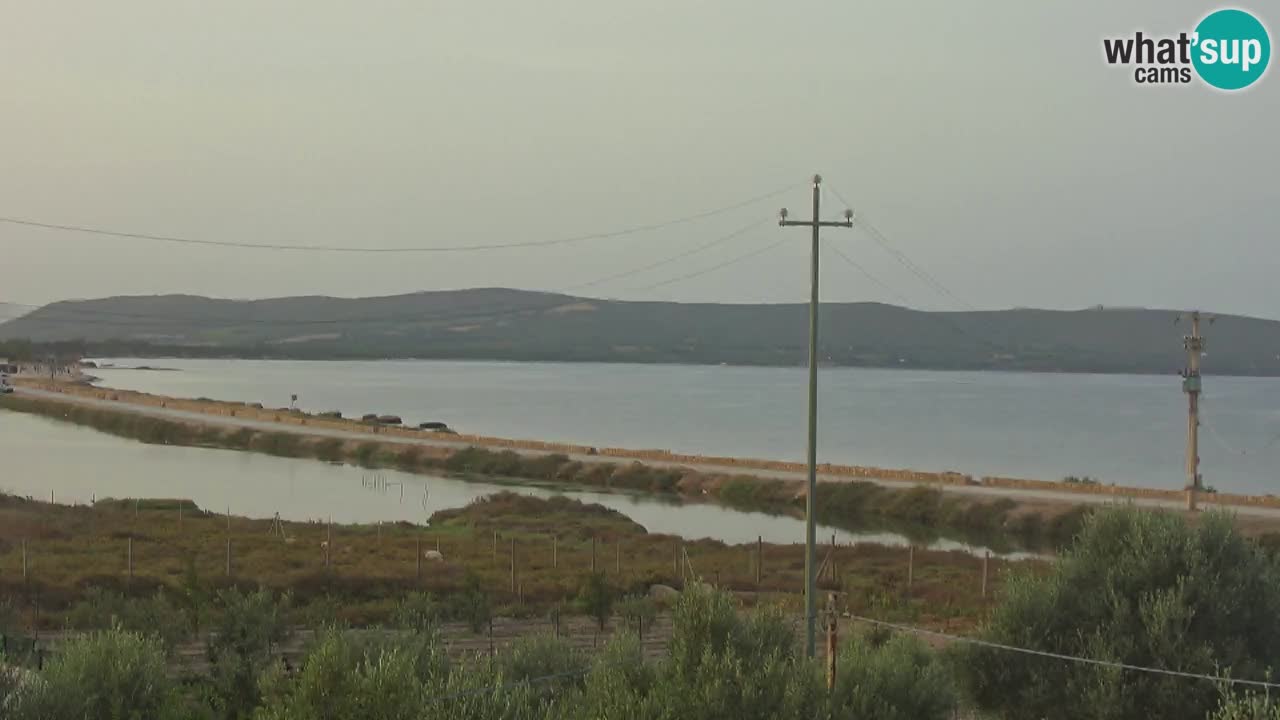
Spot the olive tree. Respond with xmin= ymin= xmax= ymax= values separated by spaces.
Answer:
xmin=10 ymin=628 xmax=184 ymax=720
xmin=957 ymin=507 xmax=1280 ymax=720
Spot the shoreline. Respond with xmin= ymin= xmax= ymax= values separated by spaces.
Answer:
xmin=3 ymin=382 xmax=1097 ymax=551
xmin=14 ymin=376 xmax=1280 ymax=514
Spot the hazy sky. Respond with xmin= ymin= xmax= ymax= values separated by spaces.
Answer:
xmin=2 ymin=1 xmax=1276 ymax=316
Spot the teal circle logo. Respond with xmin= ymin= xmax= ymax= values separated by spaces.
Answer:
xmin=1192 ymin=9 xmax=1271 ymax=90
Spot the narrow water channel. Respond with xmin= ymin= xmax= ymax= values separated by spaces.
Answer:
xmin=1 ymin=410 xmax=1027 ymax=556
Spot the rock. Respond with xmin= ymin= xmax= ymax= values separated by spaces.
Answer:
xmin=377 ymin=415 xmax=403 ymax=425
xmin=648 ymin=584 xmax=680 ymax=602
xmin=424 ymin=550 xmax=445 ymax=562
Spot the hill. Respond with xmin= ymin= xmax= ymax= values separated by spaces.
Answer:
xmin=0 ymin=303 xmax=28 ymax=324
xmin=1 ymin=289 xmax=1277 ymax=375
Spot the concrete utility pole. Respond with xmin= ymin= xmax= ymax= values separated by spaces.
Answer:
xmin=1182 ymin=312 xmax=1207 ymax=511
xmin=779 ymin=174 xmax=853 ymax=658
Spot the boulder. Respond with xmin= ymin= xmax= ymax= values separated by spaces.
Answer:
xmin=648 ymin=584 xmax=680 ymax=602
xmin=424 ymin=550 xmax=445 ymax=562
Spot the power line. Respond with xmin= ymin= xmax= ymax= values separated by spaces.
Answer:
xmin=629 ymin=235 xmax=788 ymax=291
xmin=1200 ymin=410 xmax=1280 ymax=457
xmin=0 ymin=222 xmax=775 ymax=331
xmin=0 ymin=183 xmax=798 ymax=254
xmin=562 ymin=218 xmax=768 ymax=292
xmin=847 ymin=613 xmax=1280 ymax=691
xmin=824 ymin=242 xmax=914 ymax=307
xmin=825 ymin=239 xmax=1010 ymax=354
xmin=825 ymin=185 xmax=978 ymax=311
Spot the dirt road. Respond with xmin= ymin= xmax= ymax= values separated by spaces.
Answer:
xmin=14 ymin=385 xmax=1280 ymax=521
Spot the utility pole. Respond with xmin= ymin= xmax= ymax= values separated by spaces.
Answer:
xmin=1182 ymin=311 xmax=1207 ymax=511
xmin=779 ymin=174 xmax=853 ymax=658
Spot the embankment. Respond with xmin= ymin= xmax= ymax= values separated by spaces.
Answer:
xmin=16 ymin=378 xmax=1280 ymax=513
xmin=2 ymin=390 xmax=1085 ymax=551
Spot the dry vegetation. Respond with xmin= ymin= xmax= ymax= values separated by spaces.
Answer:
xmin=0 ymin=491 xmax=1025 ymax=635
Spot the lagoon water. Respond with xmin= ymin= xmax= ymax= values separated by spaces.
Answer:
xmin=89 ymin=358 xmax=1280 ymax=495
xmin=2 ymin=410 xmax=1014 ymax=553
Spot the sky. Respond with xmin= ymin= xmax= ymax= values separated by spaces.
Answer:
xmin=1 ymin=1 xmax=1277 ymax=317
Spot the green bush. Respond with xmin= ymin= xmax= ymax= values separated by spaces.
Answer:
xmin=205 ymin=588 xmax=292 ymax=719
xmin=957 ymin=507 xmax=1280 ymax=720
xmin=569 ymin=632 xmax=661 ymax=720
xmin=656 ymin=585 xmax=822 ymax=720
xmin=354 ymin=442 xmax=382 ymax=467
xmin=313 ymin=438 xmax=345 ymax=462
xmin=224 ymin=428 xmax=257 ymax=450
xmin=496 ymin=634 xmax=588 ymax=703
xmin=9 ymin=628 xmax=183 ymax=720
xmin=256 ymin=630 xmax=440 ymax=720
xmin=617 ymin=594 xmax=658 ymax=636
xmin=445 ymin=574 xmax=493 ymax=634
xmin=577 ymin=572 xmax=616 ymax=631
xmin=392 ymin=592 xmax=441 ymax=634
xmin=1210 ymin=693 xmax=1280 ymax=720
xmin=64 ymin=588 xmax=188 ymax=652
xmin=250 ymin=432 xmax=305 ymax=457
xmin=825 ymin=633 xmax=955 ymax=719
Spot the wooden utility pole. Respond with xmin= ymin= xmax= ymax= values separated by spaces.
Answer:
xmin=826 ymin=594 xmax=838 ymax=691
xmin=779 ymin=174 xmax=854 ymax=658
xmin=1182 ymin=312 xmax=1207 ymax=511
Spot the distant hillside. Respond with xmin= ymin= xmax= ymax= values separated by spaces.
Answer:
xmin=2 ymin=289 xmax=1278 ymax=375
xmin=0 ymin=303 xmax=27 ymax=324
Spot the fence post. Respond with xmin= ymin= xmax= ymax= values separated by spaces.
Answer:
xmin=326 ymin=518 xmax=332 ymax=570
xmin=552 ymin=535 xmax=558 ymax=569
xmin=178 ymin=504 xmax=183 ymax=531
xmin=747 ymin=535 xmax=757 ymax=586
xmin=22 ymin=539 xmax=28 ymax=584
xmin=226 ymin=538 xmax=232 ymax=577
xmin=416 ymin=537 xmax=422 ymax=580
xmin=907 ymin=546 xmax=915 ymax=594
xmin=492 ymin=530 xmax=498 ymax=565
xmin=830 ymin=533 xmax=837 ymax=583
xmin=981 ymin=551 xmax=990 ymax=599
xmin=377 ymin=521 xmax=382 ymax=545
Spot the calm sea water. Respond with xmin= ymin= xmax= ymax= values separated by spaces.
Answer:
xmin=90 ymin=358 xmax=1280 ymax=495
xmin=0 ymin=410 xmax=1012 ymax=554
